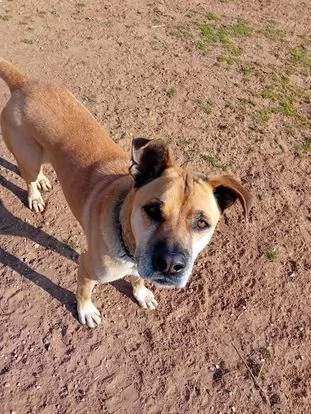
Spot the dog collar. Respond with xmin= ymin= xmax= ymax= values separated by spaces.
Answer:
xmin=119 ymin=222 xmax=135 ymax=261
xmin=116 ymin=194 xmax=135 ymax=262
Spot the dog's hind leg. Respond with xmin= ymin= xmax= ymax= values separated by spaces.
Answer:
xmin=130 ymin=277 xmax=158 ymax=310
xmin=76 ymin=253 xmax=101 ymax=328
xmin=1 ymin=107 xmax=52 ymax=212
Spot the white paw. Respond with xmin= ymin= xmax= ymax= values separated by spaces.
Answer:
xmin=28 ymin=182 xmax=45 ymax=212
xmin=37 ymin=176 xmax=52 ymax=192
xmin=77 ymin=301 xmax=101 ymax=328
xmin=28 ymin=194 xmax=45 ymax=212
xmin=133 ymin=286 xmax=158 ymax=310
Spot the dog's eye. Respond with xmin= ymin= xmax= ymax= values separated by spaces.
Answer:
xmin=195 ymin=219 xmax=209 ymax=231
xmin=143 ymin=203 xmax=163 ymax=221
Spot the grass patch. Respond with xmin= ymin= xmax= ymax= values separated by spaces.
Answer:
xmin=231 ymin=19 xmax=252 ymax=37
xmin=171 ymin=15 xmax=253 ymax=66
xmin=218 ymin=44 xmax=242 ymax=66
xmin=197 ymin=21 xmax=230 ymax=44
xmin=196 ymin=41 xmax=206 ymax=51
xmin=21 ymin=38 xmax=34 ymax=44
xmin=285 ymin=123 xmax=296 ymax=136
xmin=0 ymin=14 xmax=12 ymax=21
xmin=259 ymin=74 xmax=309 ymax=126
xmin=171 ymin=26 xmax=193 ymax=40
xmin=290 ymin=45 xmax=311 ymax=66
xmin=167 ymin=87 xmax=177 ymax=97
xmin=261 ymin=86 xmax=278 ymax=101
xmin=267 ymin=248 xmax=278 ymax=262
xmin=76 ymin=0 xmax=86 ymax=7
xmin=63 ymin=238 xmax=78 ymax=250
xmin=300 ymin=136 xmax=311 ymax=155
xmin=253 ymin=108 xmax=272 ymax=124
xmin=250 ymin=347 xmax=273 ymax=381
xmin=205 ymin=12 xmax=219 ymax=21
xmin=241 ymin=64 xmax=255 ymax=77
xmin=179 ymin=138 xmax=192 ymax=146
xmin=196 ymin=17 xmax=249 ymax=65
xmin=198 ymin=100 xmax=212 ymax=114
xmin=276 ymin=99 xmax=297 ymax=117
xmin=201 ymin=154 xmax=228 ymax=171
xmin=290 ymin=45 xmax=311 ymax=75
xmin=260 ymin=23 xmax=286 ymax=41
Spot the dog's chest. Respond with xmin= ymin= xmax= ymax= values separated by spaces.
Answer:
xmin=94 ymin=256 xmax=139 ymax=283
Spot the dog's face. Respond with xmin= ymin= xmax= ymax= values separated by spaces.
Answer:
xmin=129 ymin=138 xmax=251 ymax=288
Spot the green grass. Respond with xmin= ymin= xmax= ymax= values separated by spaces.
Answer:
xmin=198 ymin=100 xmax=212 ymax=114
xmin=253 ymin=108 xmax=272 ymax=124
xmin=256 ymin=347 xmax=273 ymax=380
xmin=195 ymin=17 xmax=249 ymax=65
xmin=179 ymin=138 xmax=192 ymax=146
xmin=0 ymin=14 xmax=12 ymax=21
xmin=259 ymin=347 xmax=273 ymax=362
xmin=196 ymin=41 xmax=206 ymax=51
xmin=290 ymin=45 xmax=311 ymax=66
xmin=197 ymin=21 xmax=230 ymax=44
xmin=241 ymin=64 xmax=255 ymax=77
xmin=301 ymin=136 xmax=311 ymax=155
xmin=267 ymin=248 xmax=278 ymax=262
xmin=261 ymin=86 xmax=278 ymax=101
xmin=260 ymin=23 xmax=286 ymax=41
xmin=21 ymin=38 xmax=34 ymax=44
xmin=290 ymin=45 xmax=311 ymax=75
xmin=285 ymin=123 xmax=296 ymax=136
xmin=218 ymin=44 xmax=242 ymax=66
xmin=167 ymin=87 xmax=177 ymax=97
xmin=171 ymin=26 xmax=193 ymax=40
xmin=205 ymin=12 xmax=219 ymax=21
xmin=276 ymin=99 xmax=297 ymax=117
xmin=259 ymin=74 xmax=309 ymax=126
xmin=231 ymin=19 xmax=252 ymax=37
xmin=201 ymin=154 xmax=229 ymax=171
xmin=63 ymin=238 xmax=78 ymax=250
xmin=170 ymin=12 xmax=310 ymax=138
xmin=171 ymin=15 xmax=253 ymax=66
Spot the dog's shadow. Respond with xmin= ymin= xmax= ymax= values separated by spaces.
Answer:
xmin=0 ymin=156 xmax=135 ymax=320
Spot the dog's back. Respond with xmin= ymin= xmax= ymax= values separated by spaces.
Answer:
xmin=0 ymin=58 xmax=129 ymax=220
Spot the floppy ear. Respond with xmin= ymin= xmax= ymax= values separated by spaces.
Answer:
xmin=130 ymin=138 xmax=173 ymax=188
xmin=209 ymin=175 xmax=252 ymax=219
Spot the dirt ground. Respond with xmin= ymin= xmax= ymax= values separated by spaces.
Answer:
xmin=0 ymin=1 xmax=310 ymax=413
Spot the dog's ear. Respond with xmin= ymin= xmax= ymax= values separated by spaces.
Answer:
xmin=208 ymin=175 xmax=252 ymax=219
xmin=130 ymin=138 xmax=173 ymax=187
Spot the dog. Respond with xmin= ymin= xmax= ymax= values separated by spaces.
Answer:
xmin=0 ymin=59 xmax=252 ymax=328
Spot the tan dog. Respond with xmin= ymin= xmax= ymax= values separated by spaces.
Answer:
xmin=0 ymin=59 xmax=252 ymax=328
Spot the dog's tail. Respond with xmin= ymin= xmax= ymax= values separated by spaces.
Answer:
xmin=0 ymin=58 xmax=28 ymax=92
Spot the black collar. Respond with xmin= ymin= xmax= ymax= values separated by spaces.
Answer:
xmin=115 ymin=194 xmax=135 ymax=262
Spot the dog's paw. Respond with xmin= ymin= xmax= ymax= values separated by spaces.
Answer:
xmin=36 ymin=175 xmax=52 ymax=192
xmin=28 ymin=182 xmax=45 ymax=212
xmin=28 ymin=194 xmax=45 ymax=212
xmin=133 ymin=286 xmax=158 ymax=310
xmin=77 ymin=301 xmax=101 ymax=328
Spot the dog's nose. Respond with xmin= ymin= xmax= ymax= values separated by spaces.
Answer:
xmin=152 ymin=250 xmax=186 ymax=276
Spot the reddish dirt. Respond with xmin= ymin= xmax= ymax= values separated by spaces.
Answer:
xmin=0 ymin=1 xmax=310 ymax=413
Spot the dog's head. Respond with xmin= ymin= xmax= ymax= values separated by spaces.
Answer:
xmin=129 ymin=138 xmax=252 ymax=288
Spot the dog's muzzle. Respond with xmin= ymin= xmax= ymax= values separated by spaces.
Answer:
xmin=149 ymin=240 xmax=190 ymax=287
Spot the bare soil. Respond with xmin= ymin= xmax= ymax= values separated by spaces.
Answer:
xmin=0 ymin=1 xmax=310 ymax=413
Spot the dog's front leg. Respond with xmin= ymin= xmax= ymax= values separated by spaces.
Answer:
xmin=130 ymin=277 xmax=158 ymax=310
xmin=76 ymin=253 xmax=101 ymax=328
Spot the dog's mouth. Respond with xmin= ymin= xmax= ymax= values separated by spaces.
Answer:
xmin=150 ymin=276 xmax=187 ymax=289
